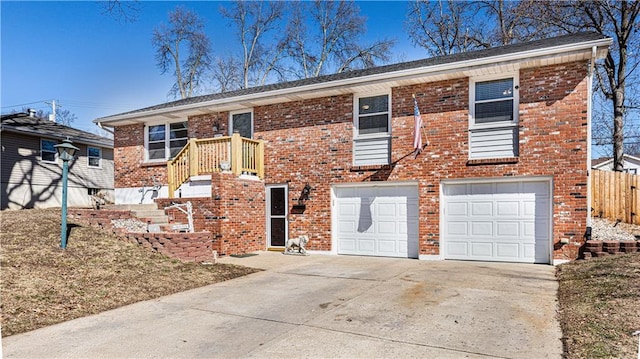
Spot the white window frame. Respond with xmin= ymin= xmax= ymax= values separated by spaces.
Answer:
xmin=87 ymin=146 xmax=102 ymax=168
xmin=352 ymin=92 xmax=392 ymax=166
xmin=469 ymin=72 xmax=519 ymax=159
xmin=40 ymin=139 xmax=57 ymax=163
xmin=229 ymin=109 xmax=254 ymax=138
xmin=353 ymin=92 xmax=391 ymax=140
xmin=143 ymin=120 xmax=188 ymax=162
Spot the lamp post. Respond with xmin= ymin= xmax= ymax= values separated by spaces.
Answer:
xmin=54 ymin=138 xmax=79 ymax=249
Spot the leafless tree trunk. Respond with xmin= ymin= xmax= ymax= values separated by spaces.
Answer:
xmin=153 ymin=6 xmax=212 ymax=99
xmin=220 ymin=1 xmax=287 ymax=89
xmin=518 ymin=0 xmax=640 ymax=171
xmin=287 ymin=0 xmax=394 ymax=78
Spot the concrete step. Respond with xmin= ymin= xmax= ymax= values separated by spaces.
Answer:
xmin=104 ymin=203 xmax=159 ymax=211
xmin=131 ymin=209 xmax=167 ymax=218
xmin=136 ymin=215 xmax=169 ymax=224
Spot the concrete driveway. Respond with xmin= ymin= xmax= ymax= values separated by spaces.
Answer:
xmin=2 ymin=252 xmax=562 ymax=358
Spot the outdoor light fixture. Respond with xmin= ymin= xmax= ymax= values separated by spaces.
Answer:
xmin=54 ymin=138 xmax=79 ymax=249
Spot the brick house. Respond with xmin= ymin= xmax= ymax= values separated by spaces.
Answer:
xmin=96 ymin=32 xmax=611 ymax=264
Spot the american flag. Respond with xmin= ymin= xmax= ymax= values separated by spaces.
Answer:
xmin=413 ymin=96 xmax=423 ymax=158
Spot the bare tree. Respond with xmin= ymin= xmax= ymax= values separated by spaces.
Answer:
xmin=153 ymin=6 xmax=212 ymax=99
xmin=405 ymin=0 xmax=479 ymax=56
xmin=220 ymin=1 xmax=288 ymax=89
xmin=211 ymin=54 xmax=243 ymax=93
xmin=100 ymin=0 xmax=141 ymax=22
xmin=405 ymin=0 xmax=538 ymax=56
xmin=518 ymin=0 xmax=640 ymax=171
xmin=287 ymin=0 xmax=395 ymax=78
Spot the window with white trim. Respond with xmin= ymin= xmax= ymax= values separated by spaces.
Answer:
xmin=229 ymin=111 xmax=253 ymax=138
xmin=469 ymin=75 xmax=519 ymax=159
xmin=41 ymin=139 xmax=57 ymax=162
xmin=145 ymin=121 xmax=188 ymax=161
xmin=353 ymin=93 xmax=391 ymax=166
xmin=87 ymin=147 xmax=101 ymax=168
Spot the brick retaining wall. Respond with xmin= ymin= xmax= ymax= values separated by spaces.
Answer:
xmin=69 ymin=209 xmax=216 ymax=263
xmin=582 ymin=240 xmax=639 ymax=259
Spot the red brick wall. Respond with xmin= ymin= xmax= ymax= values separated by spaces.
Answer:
xmin=114 ymin=124 xmax=167 ymax=188
xmin=189 ymin=112 xmax=229 ymax=139
xmin=112 ymin=61 xmax=590 ymax=260
xmin=212 ymin=173 xmax=266 ymax=255
xmin=253 ymin=61 xmax=589 ymax=259
xmin=156 ymin=173 xmax=266 ymax=256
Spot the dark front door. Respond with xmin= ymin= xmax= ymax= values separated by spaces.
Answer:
xmin=267 ymin=185 xmax=287 ymax=247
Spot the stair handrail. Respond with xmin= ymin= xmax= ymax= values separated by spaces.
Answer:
xmin=164 ymin=201 xmax=194 ymax=233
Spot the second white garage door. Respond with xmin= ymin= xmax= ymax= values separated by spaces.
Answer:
xmin=442 ymin=179 xmax=552 ymax=264
xmin=334 ymin=184 xmax=419 ymax=258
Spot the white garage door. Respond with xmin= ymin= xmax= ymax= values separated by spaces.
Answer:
xmin=442 ymin=180 xmax=551 ymax=263
xmin=334 ymin=184 xmax=419 ymax=258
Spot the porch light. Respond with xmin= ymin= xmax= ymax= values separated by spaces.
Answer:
xmin=54 ymin=138 xmax=79 ymax=249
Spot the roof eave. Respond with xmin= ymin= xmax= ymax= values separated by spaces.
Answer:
xmin=0 ymin=126 xmax=113 ymax=148
xmin=96 ymin=37 xmax=612 ymax=127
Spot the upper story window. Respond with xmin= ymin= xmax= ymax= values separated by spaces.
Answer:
xmin=469 ymin=74 xmax=519 ymax=159
xmin=356 ymin=94 xmax=389 ymax=136
xmin=87 ymin=147 xmax=101 ymax=168
xmin=353 ymin=93 xmax=391 ymax=166
xmin=230 ymin=110 xmax=253 ymax=138
xmin=145 ymin=121 xmax=188 ymax=161
xmin=41 ymin=139 xmax=57 ymax=163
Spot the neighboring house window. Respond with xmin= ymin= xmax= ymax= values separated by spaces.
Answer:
xmin=624 ymin=168 xmax=637 ymax=174
xmin=87 ymin=147 xmax=101 ymax=168
xmin=145 ymin=121 xmax=188 ymax=161
xmin=469 ymin=75 xmax=519 ymax=159
xmin=230 ymin=111 xmax=253 ymax=138
xmin=353 ymin=93 xmax=391 ymax=166
xmin=40 ymin=139 xmax=57 ymax=162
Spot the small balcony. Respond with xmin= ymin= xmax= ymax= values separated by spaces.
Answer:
xmin=167 ymin=133 xmax=264 ymax=198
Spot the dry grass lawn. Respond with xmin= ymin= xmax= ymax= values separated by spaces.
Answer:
xmin=557 ymin=253 xmax=640 ymax=358
xmin=0 ymin=208 xmax=260 ymax=337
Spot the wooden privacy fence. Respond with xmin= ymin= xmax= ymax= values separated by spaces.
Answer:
xmin=167 ymin=133 xmax=264 ymax=197
xmin=591 ymin=169 xmax=640 ymax=225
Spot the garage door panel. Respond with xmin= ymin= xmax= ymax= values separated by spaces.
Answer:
xmin=339 ymin=238 xmax=356 ymax=252
xmin=377 ymin=203 xmax=398 ymax=217
xmin=496 ymin=182 xmax=520 ymax=193
xmin=448 ymin=202 xmax=468 ymax=216
xmin=358 ymin=239 xmax=375 ymax=253
xmin=377 ymin=221 xmax=396 ymax=234
xmin=496 ymin=221 xmax=519 ymax=237
xmin=443 ymin=179 xmax=551 ymax=264
xmin=447 ymin=221 xmax=469 ymax=236
xmin=338 ymin=221 xmax=356 ymax=234
xmin=378 ymin=240 xmax=398 ymax=254
xmin=471 ymin=183 xmax=493 ymax=194
xmin=471 ymin=222 xmax=493 ymax=236
xmin=472 ymin=202 xmax=493 ymax=216
xmin=447 ymin=241 xmax=469 ymax=256
xmin=335 ymin=185 xmax=419 ymax=258
xmin=471 ymin=242 xmax=493 ymax=257
xmin=496 ymin=243 xmax=519 ymax=258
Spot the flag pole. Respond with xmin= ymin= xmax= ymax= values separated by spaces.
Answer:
xmin=412 ymin=94 xmax=428 ymax=148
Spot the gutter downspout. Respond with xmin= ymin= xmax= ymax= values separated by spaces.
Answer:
xmin=586 ymin=45 xmax=597 ymax=239
xmin=97 ymin=121 xmax=114 ymax=135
